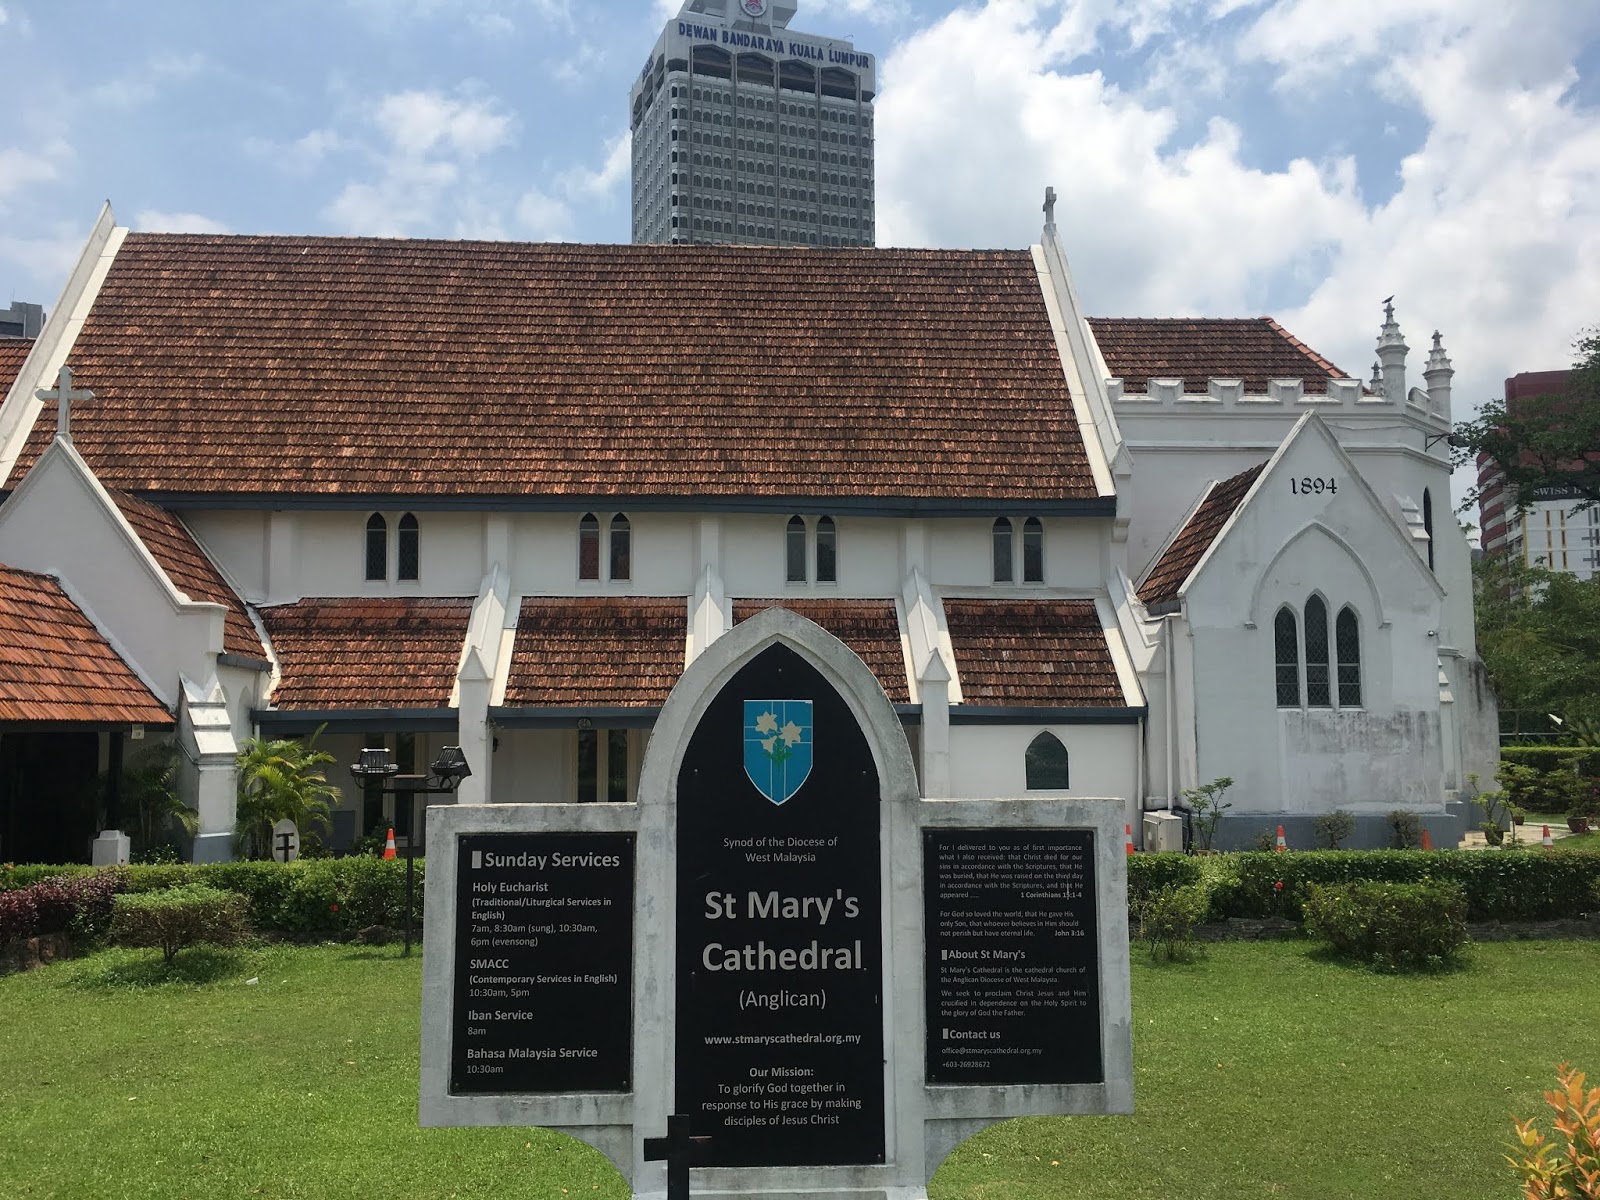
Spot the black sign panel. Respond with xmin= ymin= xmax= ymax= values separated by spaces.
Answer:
xmin=676 ymin=643 xmax=885 ymax=1167
xmin=450 ymin=832 xmax=634 ymax=1094
xmin=924 ymin=828 xmax=1102 ymax=1085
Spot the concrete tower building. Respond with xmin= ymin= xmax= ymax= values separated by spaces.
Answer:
xmin=629 ymin=0 xmax=875 ymax=247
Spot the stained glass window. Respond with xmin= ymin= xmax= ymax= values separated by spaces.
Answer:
xmin=1275 ymin=606 xmax=1300 ymax=707
xmin=1305 ymin=595 xmax=1331 ymax=707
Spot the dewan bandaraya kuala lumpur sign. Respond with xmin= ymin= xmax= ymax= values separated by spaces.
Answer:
xmin=419 ymin=607 xmax=1133 ymax=1199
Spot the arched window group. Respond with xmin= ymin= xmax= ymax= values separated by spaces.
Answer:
xmin=992 ymin=517 xmax=1044 ymax=584
xmin=785 ymin=515 xmax=837 ymax=584
xmin=364 ymin=513 xmax=420 ymax=582
xmin=579 ymin=513 xmax=631 ymax=582
xmin=1274 ymin=598 xmax=1361 ymax=709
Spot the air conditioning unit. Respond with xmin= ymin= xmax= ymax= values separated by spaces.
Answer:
xmin=1142 ymin=811 xmax=1184 ymax=854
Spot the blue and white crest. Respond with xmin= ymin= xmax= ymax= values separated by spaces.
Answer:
xmin=743 ymin=700 xmax=813 ymax=805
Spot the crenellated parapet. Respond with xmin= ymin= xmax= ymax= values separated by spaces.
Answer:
xmin=1108 ymin=373 xmax=1444 ymax=421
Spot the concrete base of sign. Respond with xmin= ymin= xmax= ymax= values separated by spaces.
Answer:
xmin=90 ymin=829 xmax=130 ymax=866
xmin=190 ymin=831 xmax=234 ymax=864
xmin=419 ymin=608 xmax=1134 ymax=1199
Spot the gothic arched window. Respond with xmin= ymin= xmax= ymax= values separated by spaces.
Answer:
xmin=815 ymin=516 xmax=837 ymax=583
xmin=1025 ymin=732 xmax=1070 ymax=790
xmin=609 ymin=514 xmax=632 ymax=581
xmin=1304 ymin=595 xmax=1331 ymax=707
xmin=397 ymin=513 xmax=419 ymax=581
xmin=1422 ymin=488 xmax=1435 ymax=572
xmin=578 ymin=513 xmax=600 ymax=581
xmin=786 ymin=516 xmax=807 ymax=583
xmin=992 ymin=518 xmax=1014 ymax=583
xmin=365 ymin=513 xmax=387 ymax=582
xmin=1023 ymin=517 xmax=1044 ymax=583
xmin=1336 ymin=606 xmax=1362 ymax=708
xmin=1274 ymin=606 xmax=1300 ymax=707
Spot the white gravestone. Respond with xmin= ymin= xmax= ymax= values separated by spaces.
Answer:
xmin=270 ymin=818 xmax=300 ymax=864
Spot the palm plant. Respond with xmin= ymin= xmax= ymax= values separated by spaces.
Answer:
xmin=234 ymin=729 xmax=340 ymax=859
xmin=115 ymin=741 xmax=198 ymax=855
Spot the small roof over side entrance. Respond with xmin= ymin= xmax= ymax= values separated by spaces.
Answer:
xmin=0 ymin=562 xmax=172 ymax=727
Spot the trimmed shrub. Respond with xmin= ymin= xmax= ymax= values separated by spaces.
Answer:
xmin=1303 ymin=880 xmax=1468 ymax=971
xmin=110 ymin=884 xmax=250 ymax=963
xmin=0 ymin=870 xmax=124 ymax=944
xmin=1126 ymin=853 xmax=1202 ymax=904
xmin=1211 ymin=850 xmax=1600 ymax=923
xmin=1388 ymin=809 xmax=1422 ymax=849
xmin=1497 ymin=762 xmax=1592 ymax=816
xmin=1312 ymin=809 xmax=1356 ymax=849
xmin=1132 ymin=883 xmax=1210 ymax=962
xmin=0 ymin=864 xmax=96 ymax=893
xmin=1500 ymin=746 xmax=1600 ymax=777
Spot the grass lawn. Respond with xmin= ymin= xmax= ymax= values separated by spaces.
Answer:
xmin=2 ymin=939 xmax=1597 ymax=1199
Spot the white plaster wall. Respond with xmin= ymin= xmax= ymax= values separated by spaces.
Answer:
xmin=489 ymin=728 xmax=572 ymax=804
xmin=718 ymin=513 xmax=904 ymax=598
xmin=927 ymin=517 xmax=1106 ymax=590
xmin=1180 ymin=428 xmax=1444 ymax=814
xmin=946 ymin=723 xmax=1136 ymax=800
xmin=0 ymin=449 xmax=224 ymax=706
xmin=290 ymin=510 xmax=486 ymax=598
xmin=510 ymin=511 xmax=696 ymax=596
xmin=182 ymin=510 xmax=271 ymax=602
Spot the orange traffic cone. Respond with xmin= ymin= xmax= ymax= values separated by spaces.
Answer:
xmin=1124 ymin=823 xmax=1135 ymax=855
xmin=1542 ymin=824 xmax=1554 ymax=848
xmin=1275 ymin=824 xmax=1287 ymax=852
xmin=383 ymin=828 xmax=397 ymax=860
xmin=1421 ymin=829 xmax=1433 ymax=851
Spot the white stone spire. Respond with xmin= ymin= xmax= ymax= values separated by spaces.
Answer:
xmin=1424 ymin=330 xmax=1454 ymax=419
xmin=1376 ymin=296 xmax=1408 ymax=403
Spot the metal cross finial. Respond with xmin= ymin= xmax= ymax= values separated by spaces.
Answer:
xmin=1432 ymin=330 xmax=1443 ymax=350
xmin=35 ymin=364 xmax=94 ymax=444
xmin=1043 ymin=186 xmax=1057 ymax=229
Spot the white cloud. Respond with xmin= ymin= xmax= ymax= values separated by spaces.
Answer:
xmin=245 ymin=129 xmax=345 ymax=176
xmin=86 ymin=52 xmax=207 ymax=109
xmin=373 ymin=90 xmax=514 ymax=159
xmin=558 ymin=131 xmax=631 ymax=201
xmin=344 ymin=0 xmax=570 ymax=34
xmin=873 ymin=0 xmax=1600 ymax=507
xmin=133 ymin=210 xmax=232 ymax=234
xmin=0 ymin=224 xmax=83 ymax=296
xmin=0 ymin=140 xmax=72 ymax=213
xmin=516 ymin=187 xmax=574 ymax=239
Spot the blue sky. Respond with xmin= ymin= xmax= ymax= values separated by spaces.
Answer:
xmin=2 ymin=0 xmax=1598 ymax=499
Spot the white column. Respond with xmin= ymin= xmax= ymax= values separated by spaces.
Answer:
xmin=180 ymin=676 xmax=239 ymax=862
xmin=919 ymin=647 xmax=951 ymax=799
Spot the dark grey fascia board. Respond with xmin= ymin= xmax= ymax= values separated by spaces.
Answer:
xmin=1143 ymin=599 xmax=1182 ymax=617
xmin=0 ymin=719 xmax=176 ymax=733
xmin=218 ymin=653 xmax=272 ymax=673
xmin=129 ymin=493 xmax=1119 ymax=519
xmin=895 ymin=704 xmax=923 ymax=725
xmin=489 ymin=706 xmax=661 ymax=730
xmin=252 ymin=708 xmax=459 ymax=734
xmin=949 ymin=705 xmax=1148 ymax=725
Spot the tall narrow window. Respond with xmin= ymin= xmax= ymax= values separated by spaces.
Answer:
xmin=1422 ymin=488 xmax=1435 ymax=571
xmin=397 ymin=513 xmax=419 ymax=581
xmin=815 ymin=516 xmax=837 ymax=583
xmin=606 ymin=730 xmax=629 ymax=804
xmin=609 ymin=514 xmax=632 ymax=581
xmin=577 ymin=728 xmax=598 ymax=802
xmin=365 ymin=513 xmax=387 ymax=581
xmin=1274 ymin=606 xmax=1300 ymax=707
xmin=1304 ymin=595 xmax=1331 ymax=707
xmin=1336 ymin=606 xmax=1362 ymax=707
xmin=1024 ymin=732 xmax=1070 ymax=789
xmin=786 ymin=516 xmax=807 ymax=583
xmin=1023 ymin=517 xmax=1044 ymax=583
xmin=578 ymin=513 xmax=600 ymax=581
xmin=992 ymin=518 xmax=1014 ymax=583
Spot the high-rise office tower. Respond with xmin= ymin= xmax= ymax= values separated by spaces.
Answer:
xmin=629 ymin=0 xmax=875 ymax=247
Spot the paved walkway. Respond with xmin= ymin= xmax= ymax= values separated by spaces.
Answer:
xmin=1458 ymin=820 xmax=1578 ymax=849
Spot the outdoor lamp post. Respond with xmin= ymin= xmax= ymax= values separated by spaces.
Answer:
xmin=350 ymin=745 xmax=472 ymax=955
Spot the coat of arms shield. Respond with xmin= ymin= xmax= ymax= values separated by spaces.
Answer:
xmin=743 ymin=700 xmax=813 ymax=805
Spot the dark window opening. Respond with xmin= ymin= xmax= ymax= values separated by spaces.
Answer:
xmin=397 ymin=513 xmax=419 ymax=581
xmin=1274 ymin=606 xmax=1300 ymax=707
xmin=579 ymin=513 xmax=600 ymax=581
xmin=1336 ymin=606 xmax=1362 ymax=708
xmin=786 ymin=516 xmax=807 ymax=583
xmin=365 ymin=513 xmax=387 ymax=581
xmin=992 ymin=518 xmax=1014 ymax=583
xmin=816 ymin=516 xmax=837 ymax=583
xmin=1422 ymin=488 xmax=1435 ymax=571
xmin=610 ymin=514 xmax=632 ymax=581
xmin=1023 ymin=516 xmax=1044 ymax=583
xmin=1305 ymin=595 xmax=1331 ymax=707
xmin=1025 ymin=732 xmax=1070 ymax=789
xmin=577 ymin=728 xmax=598 ymax=801
xmin=607 ymin=731 xmax=629 ymax=804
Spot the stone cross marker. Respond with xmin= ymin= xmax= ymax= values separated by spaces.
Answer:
xmin=270 ymin=818 xmax=300 ymax=864
xmin=35 ymin=364 xmax=95 ymax=443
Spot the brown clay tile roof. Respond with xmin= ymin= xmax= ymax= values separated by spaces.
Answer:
xmin=504 ymin=597 xmax=686 ymax=707
xmin=943 ymin=599 xmax=1124 ymax=708
xmin=1138 ymin=463 xmax=1266 ymax=609
xmin=259 ymin=597 xmax=472 ymax=709
xmin=1088 ymin=317 xmax=1356 ymax=395
xmin=11 ymin=236 xmax=1096 ymax=502
xmin=108 ymin=490 xmax=267 ymax=663
xmin=734 ymin=599 xmax=908 ymax=702
xmin=0 ymin=563 xmax=172 ymax=726
xmin=0 ymin=338 xmax=30 ymax=396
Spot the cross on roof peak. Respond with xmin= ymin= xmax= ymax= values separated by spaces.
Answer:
xmin=1043 ymin=186 xmax=1057 ymax=230
xmin=35 ymin=364 xmax=94 ymax=445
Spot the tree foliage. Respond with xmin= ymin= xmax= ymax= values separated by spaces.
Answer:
xmin=1453 ymin=328 xmax=1600 ymax=514
xmin=234 ymin=730 xmax=339 ymax=859
xmin=115 ymin=741 xmax=198 ymax=855
xmin=1474 ymin=554 xmax=1600 ymax=733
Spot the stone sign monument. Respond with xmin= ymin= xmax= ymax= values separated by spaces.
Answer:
xmin=421 ymin=607 xmax=1133 ymax=1199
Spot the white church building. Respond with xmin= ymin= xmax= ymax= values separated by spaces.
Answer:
xmin=0 ymin=199 xmax=1496 ymax=862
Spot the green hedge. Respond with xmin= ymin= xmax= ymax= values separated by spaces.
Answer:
xmin=1303 ymin=881 xmax=1469 ymax=971
xmin=1126 ymin=853 xmax=1202 ymax=903
xmin=1500 ymin=747 xmax=1600 ymax=777
xmin=1206 ymin=850 xmax=1600 ymax=923
xmin=0 ymin=859 xmax=424 ymax=933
